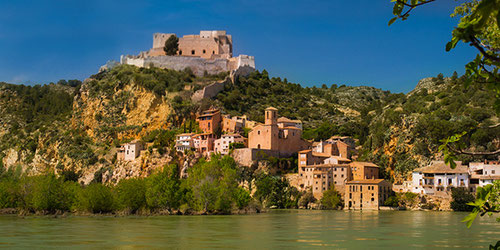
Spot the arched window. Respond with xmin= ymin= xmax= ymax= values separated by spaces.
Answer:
xmin=179 ymin=50 xmax=182 ymax=55
xmin=191 ymin=50 xmax=195 ymax=55
xmin=257 ymin=144 xmax=261 ymax=149
xmin=212 ymin=50 xmax=215 ymax=54
xmin=203 ymin=49 xmax=206 ymax=54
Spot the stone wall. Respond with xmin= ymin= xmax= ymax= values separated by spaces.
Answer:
xmin=232 ymin=148 xmax=289 ymax=167
xmin=191 ymin=77 xmax=231 ymax=102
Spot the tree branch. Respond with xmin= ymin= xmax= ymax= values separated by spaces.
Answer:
xmin=470 ymin=36 xmax=500 ymax=63
xmin=447 ymin=145 xmax=500 ymax=156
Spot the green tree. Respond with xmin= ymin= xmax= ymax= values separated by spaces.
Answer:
xmin=76 ymin=183 xmax=115 ymax=213
xmin=450 ymin=187 xmax=475 ymax=211
xmin=320 ymin=186 xmax=342 ymax=209
xmin=187 ymin=155 xmax=240 ymax=213
xmin=146 ymin=164 xmax=183 ymax=210
xmin=164 ymin=35 xmax=179 ymax=56
xmin=114 ymin=178 xmax=147 ymax=213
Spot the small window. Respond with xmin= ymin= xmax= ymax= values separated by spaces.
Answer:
xmin=191 ymin=50 xmax=195 ymax=55
xmin=179 ymin=50 xmax=182 ymax=55
xmin=203 ymin=49 xmax=206 ymax=54
xmin=212 ymin=50 xmax=215 ymax=54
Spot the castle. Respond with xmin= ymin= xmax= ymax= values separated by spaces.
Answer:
xmin=120 ymin=30 xmax=255 ymax=76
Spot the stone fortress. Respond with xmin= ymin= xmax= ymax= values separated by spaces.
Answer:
xmin=121 ymin=30 xmax=255 ymax=77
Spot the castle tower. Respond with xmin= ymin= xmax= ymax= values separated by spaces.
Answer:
xmin=265 ymin=107 xmax=278 ymax=125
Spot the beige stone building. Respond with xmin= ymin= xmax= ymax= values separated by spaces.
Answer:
xmin=350 ymin=162 xmax=379 ymax=180
xmin=117 ymin=141 xmax=144 ymax=161
xmin=214 ymin=134 xmax=246 ymax=155
xmin=149 ymin=30 xmax=233 ymax=59
xmin=248 ymin=107 xmax=310 ymax=156
xmin=344 ymin=179 xmax=392 ymax=210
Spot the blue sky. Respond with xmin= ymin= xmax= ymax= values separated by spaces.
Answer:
xmin=0 ymin=0 xmax=475 ymax=93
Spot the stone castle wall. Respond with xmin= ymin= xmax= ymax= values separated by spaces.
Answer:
xmin=121 ymin=54 xmax=255 ymax=77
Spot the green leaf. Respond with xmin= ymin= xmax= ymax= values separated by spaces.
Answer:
xmin=497 ymin=10 xmax=500 ymax=29
xmin=388 ymin=17 xmax=398 ymax=26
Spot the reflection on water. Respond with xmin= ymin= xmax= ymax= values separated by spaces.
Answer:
xmin=0 ymin=210 xmax=498 ymax=249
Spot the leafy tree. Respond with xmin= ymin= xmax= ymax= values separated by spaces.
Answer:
xmin=298 ymin=188 xmax=316 ymax=208
xmin=164 ymin=35 xmax=179 ymax=56
xmin=320 ymin=186 xmax=342 ymax=209
xmin=114 ymin=178 xmax=147 ymax=213
xmin=450 ymin=187 xmax=475 ymax=211
xmin=187 ymin=155 xmax=240 ymax=213
xmin=146 ymin=164 xmax=183 ymax=210
xmin=21 ymin=174 xmax=77 ymax=213
xmin=76 ymin=183 xmax=115 ymax=213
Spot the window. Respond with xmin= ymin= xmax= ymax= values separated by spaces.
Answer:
xmin=493 ymin=170 xmax=496 ymax=174
xmin=258 ymin=131 xmax=260 ymax=135
xmin=179 ymin=50 xmax=182 ymax=55
xmin=212 ymin=50 xmax=215 ymax=54
xmin=203 ymin=49 xmax=206 ymax=54
xmin=371 ymin=198 xmax=374 ymax=202
xmin=191 ymin=50 xmax=195 ymax=55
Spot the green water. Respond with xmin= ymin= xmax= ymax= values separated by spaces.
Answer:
xmin=0 ymin=210 xmax=498 ymax=249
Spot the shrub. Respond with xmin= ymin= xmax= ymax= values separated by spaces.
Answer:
xmin=233 ymin=187 xmax=251 ymax=209
xmin=320 ymin=187 xmax=342 ymax=209
xmin=21 ymin=174 xmax=77 ymax=213
xmin=450 ymin=187 xmax=474 ymax=211
xmin=146 ymin=164 xmax=183 ymax=210
xmin=114 ymin=178 xmax=147 ymax=213
xmin=384 ymin=196 xmax=399 ymax=207
xmin=0 ymin=179 xmax=19 ymax=208
xmin=76 ymin=183 xmax=114 ymax=213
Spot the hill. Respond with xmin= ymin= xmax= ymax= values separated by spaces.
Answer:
xmin=0 ymin=66 xmax=498 ymax=183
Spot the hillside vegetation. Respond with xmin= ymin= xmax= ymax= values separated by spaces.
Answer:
xmin=0 ymin=66 xmax=498 ymax=183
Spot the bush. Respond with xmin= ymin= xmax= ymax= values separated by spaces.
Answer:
xmin=21 ymin=174 xmax=77 ymax=213
xmin=114 ymin=178 xmax=147 ymax=213
xmin=146 ymin=164 xmax=183 ymax=210
xmin=298 ymin=189 xmax=316 ymax=208
xmin=384 ymin=196 xmax=399 ymax=207
xmin=450 ymin=187 xmax=474 ymax=211
xmin=76 ymin=183 xmax=114 ymax=213
xmin=0 ymin=179 xmax=19 ymax=208
xmin=320 ymin=187 xmax=342 ymax=209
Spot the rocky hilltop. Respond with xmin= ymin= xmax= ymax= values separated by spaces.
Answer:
xmin=0 ymin=66 xmax=498 ymax=184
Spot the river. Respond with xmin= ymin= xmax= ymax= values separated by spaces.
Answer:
xmin=0 ymin=210 xmax=498 ymax=249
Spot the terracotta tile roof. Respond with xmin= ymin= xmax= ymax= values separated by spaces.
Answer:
xmin=177 ymin=133 xmax=195 ymax=136
xmin=413 ymin=161 xmax=468 ymax=174
xmin=277 ymin=117 xmax=302 ymax=123
xmin=266 ymin=107 xmax=278 ymax=111
xmin=347 ymin=179 xmax=388 ymax=184
xmin=350 ymin=161 xmax=379 ymax=168
xmin=298 ymin=149 xmax=312 ymax=153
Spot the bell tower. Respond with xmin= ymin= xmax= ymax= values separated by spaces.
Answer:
xmin=265 ymin=107 xmax=278 ymax=125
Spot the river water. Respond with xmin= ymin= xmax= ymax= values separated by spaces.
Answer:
xmin=0 ymin=210 xmax=498 ymax=249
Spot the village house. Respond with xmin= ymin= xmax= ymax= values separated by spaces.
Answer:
xmin=411 ymin=161 xmax=469 ymax=196
xmin=117 ymin=141 xmax=144 ymax=161
xmin=248 ymin=107 xmax=310 ymax=155
xmin=313 ymin=137 xmax=355 ymax=159
xmin=196 ymin=109 xmax=221 ymax=134
xmin=307 ymin=163 xmax=352 ymax=199
xmin=175 ymin=133 xmax=196 ymax=152
xmin=344 ymin=179 xmax=392 ymax=210
xmin=468 ymin=161 xmax=500 ymax=191
xmin=222 ymin=114 xmax=247 ymax=133
xmin=350 ymin=162 xmax=380 ymax=180
xmin=192 ymin=133 xmax=217 ymax=155
xmin=214 ymin=134 xmax=246 ymax=155
xmin=277 ymin=117 xmax=303 ymax=130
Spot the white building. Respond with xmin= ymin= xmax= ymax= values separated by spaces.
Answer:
xmin=469 ymin=161 xmax=500 ymax=189
xmin=118 ymin=141 xmax=144 ymax=161
xmin=214 ymin=134 xmax=246 ymax=155
xmin=175 ymin=133 xmax=195 ymax=152
xmin=411 ymin=161 xmax=469 ymax=196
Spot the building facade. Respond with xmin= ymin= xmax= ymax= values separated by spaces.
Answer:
xmin=117 ymin=141 xmax=144 ymax=161
xmin=411 ymin=161 xmax=469 ymax=196
xmin=193 ymin=133 xmax=216 ymax=155
xmin=248 ymin=107 xmax=310 ymax=155
xmin=214 ymin=134 xmax=246 ymax=155
xmin=175 ymin=133 xmax=195 ymax=152
xmin=196 ymin=109 xmax=221 ymax=134
xmin=344 ymin=179 xmax=392 ymax=210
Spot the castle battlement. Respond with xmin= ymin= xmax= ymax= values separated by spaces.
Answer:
xmin=120 ymin=30 xmax=255 ymax=77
